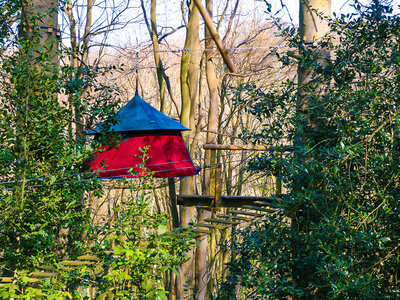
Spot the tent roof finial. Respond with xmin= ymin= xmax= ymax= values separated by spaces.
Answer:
xmin=135 ymin=50 xmax=139 ymax=97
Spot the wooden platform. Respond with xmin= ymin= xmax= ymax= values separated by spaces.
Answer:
xmin=177 ymin=194 xmax=282 ymax=208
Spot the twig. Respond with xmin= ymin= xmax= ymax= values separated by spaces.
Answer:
xmin=66 ymin=119 xmax=100 ymax=134
xmin=365 ymin=110 xmax=400 ymax=144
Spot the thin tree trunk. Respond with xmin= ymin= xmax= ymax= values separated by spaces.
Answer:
xmin=297 ymin=0 xmax=331 ymax=112
xmin=81 ymin=0 xmax=94 ymax=68
xmin=178 ymin=1 xmax=200 ymax=298
xmin=141 ymin=0 xmax=168 ymax=113
xmin=150 ymin=0 xmax=167 ymax=113
xmin=64 ymin=0 xmax=94 ymax=141
xmin=195 ymin=0 xmax=220 ymax=298
xmin=141 ymin=0 xmax=178 ymax=115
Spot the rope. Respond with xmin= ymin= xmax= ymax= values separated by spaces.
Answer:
xmin=53 ymin=28 xmax=291 ymax=55
xmin=135 ymin=50 xmax=139 ymax=96
xmin=0 ymin=154 xmax=257 ymax=189
xmin=0 ymin=149 xmax=263 ymax=186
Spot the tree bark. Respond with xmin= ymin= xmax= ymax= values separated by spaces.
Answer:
xmin=178 ymin=1 xmax=200 ymax=298
xmin=195 ymin=0 xmax=218 ymax=296
xmin=294 ymin=0 xmax=331 ymax=296
xmin=297 ymin=0 xmax=331 ymax=111
xmin=21 ymin=0 xmax=58 ymax=59
xmin=141 ymin=0 xmax=168 ymax=113
xmin=150 ymin=0 xmax=167 ymax=114
xmin=193 ymin=0 xmax=237 ymax=74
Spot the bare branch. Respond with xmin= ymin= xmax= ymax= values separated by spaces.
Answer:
xmin=222 ymin=0 xmax=240 ymax=44
xmin=193 ymin=0 xmax=238 ymax=73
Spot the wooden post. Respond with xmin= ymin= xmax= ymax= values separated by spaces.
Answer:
xmin=214 ymin=164 xmax=222 ymax=207
xmin=168 ymin=178 xmax=180 ymax=230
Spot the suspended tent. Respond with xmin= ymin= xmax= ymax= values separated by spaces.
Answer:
xmin=89 ymin=95 xmax=199 ymax=178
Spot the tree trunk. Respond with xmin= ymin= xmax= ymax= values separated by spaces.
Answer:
xmin=194 ymin=0 xmax=219 ymax=298
xmin=294 ymin=0 xmax=331 ymax=296
xmin=150 ymin=0 xmax=167 ymax=113
xmin=297 ymin=0 xmax=331 ymax=111
xmin=21 ymin=0 xmax=58 ymax=57
xmin=178 ymin=1 xmax=200 ymax=298
xmin=16 ymin=0 xmax=59 ymax=271
xmin=64 ymin=0 xmax=95 ymax=141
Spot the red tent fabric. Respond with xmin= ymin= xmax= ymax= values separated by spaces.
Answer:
xmin=90 ymin=132 xmax=198 ymax=178
xmin=89 ymin=95 xmax=199 ymax=179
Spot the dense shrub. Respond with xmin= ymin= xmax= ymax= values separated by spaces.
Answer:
xmin=218 ymin=1 xmax=400 ymax=298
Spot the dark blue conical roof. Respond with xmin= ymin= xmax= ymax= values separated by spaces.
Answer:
xmin=92 ymin=95 xmax=188 ymax=133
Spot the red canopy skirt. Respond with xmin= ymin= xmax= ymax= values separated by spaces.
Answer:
xmin=90 ymin=132 xmax=199 ymax=178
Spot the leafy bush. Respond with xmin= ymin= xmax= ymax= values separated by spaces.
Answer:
xmin=0 ymin=180 xmax=195 ymax=299
xmin=87 ymin=180 xmax=195 ymax=299
xmin=0 ymin=2 xmax=194 ymax=298
xmin=218 ymin=1 xmax=400 ymax=299
xmin=0 ymin=34 xmax=121 ymax=275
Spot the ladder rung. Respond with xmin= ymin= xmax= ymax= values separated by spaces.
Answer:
xmin=29 ymin=272 xmax=59 ymax=278
xmin=197 ymin=207 xmax=222 ymax=212
xmin=25 ymin=278 xmax=40 ymax=283
xmin=242 ymin=205 xmax=274 ymax=213
xmin=12 ymin=275 xmax=39 ymax=283
xmin=195 ymin=229 xmax=213 ymax=234
xmin=253 ymin=201 xmax=280 ymax=208
xmin=229 ymin=210 xmax=263 ymax=217
xmin=38 ymin=265 xmax=54 ymax=271
xmin=203 ymin=218 xmax=239 ymax=225
xmin=197 ymin=223 xmax=228 ymax=230
xmin=217 ymin=214 xmax=251 ymax=221
xmin=60 ymin=260 xmax=94 ymax=266
xmin=77 ymin=254 xmax=99 ymax=261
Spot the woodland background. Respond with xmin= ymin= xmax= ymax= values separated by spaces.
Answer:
xmin=0 ymin=0 xmax=399 ymax=299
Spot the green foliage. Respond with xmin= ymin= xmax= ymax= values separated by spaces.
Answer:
xmin=0 ymin=276 xmax=72 ymax=299
xmin=219 ymin=1 xmax=400 ymax=299
xmin=0 ymin=0 xmax=121 ymax=276
xmin=88 ymin=183 xmax=195 ymax=299
xmin=0 ymin=5 xmax=194 ymax=298
xmin=0 ymin=178 xmax=195 ymax=299
xmin=0 ymin=152 xmax=194 ymax=298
